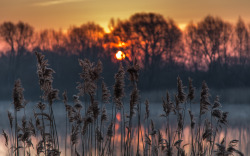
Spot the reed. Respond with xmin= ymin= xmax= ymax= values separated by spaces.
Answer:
xmin=2 ymin=53 xmax=244 ymax=156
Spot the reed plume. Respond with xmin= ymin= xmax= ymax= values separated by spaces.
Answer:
xmin=13 ymin=79 xmax=24 ymax=111
xmin=129 ymin=87 xmax=139 ymax=118
xmin=77 ymin=59 xmax=102 ymax=96
xmin=127 ymin=58 xmax=140 ymax=83
xmin=212 ymin=96 xmax=222 ymax=109
xmin=177 ymin=76 xmax=186 ymax=103
xmin=188 ymin=77 xmax=195 ymax=102
xmin=113 ymin=63 xmax=125 ymax=109
xmin=13 ymin=79 xmax=26 ymax=156
xmin=214 ymin=139 xmax=244 ymax=156
xmin=200 ymin=81 xmax=211 ymax=115
xmin=73 ymin=95 xmax=83 ymax=111
xmin=162 ymin=91 xmax=174 ymax=117
xmin=3 ymin=55 xmax=245 ymax=156
xmin=102 ymin=81 xmax=111 ymax=104
xmin=35 ymin=52 xmax=58 ymax=102
xmin=35 ymin=52 xmax=59 ymax=153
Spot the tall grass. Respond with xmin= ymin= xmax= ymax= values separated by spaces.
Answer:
xmin=2 ymin=53 xmax=244 ymax=156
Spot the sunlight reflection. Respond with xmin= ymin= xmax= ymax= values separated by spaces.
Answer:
xmin=0 ymin=125 xmax=249 ymax=155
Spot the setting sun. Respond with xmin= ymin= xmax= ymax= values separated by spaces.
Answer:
xmin=115 ymin=51 xmax=126 ymax=60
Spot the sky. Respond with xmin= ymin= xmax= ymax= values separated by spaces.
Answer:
xmin=0 ymin=0 xmax=250 ymax=32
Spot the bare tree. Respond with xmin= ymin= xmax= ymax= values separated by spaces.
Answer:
xmin=197 ymin=16 xmax=223 ymax=68
xmin=220 ymin=22 xmax=233 ymax=65
xmin=0 ymin=22 xmax=16 ymax=59
xmin=185 ymin=22 xmax=204 ymax=71
xmin=67 ymin=22 xmax=104 ymax=60
xmin=235 ymin=17 xmax=249 ymax=65
xmin=105 ymin=19 xmax=139 ymax=63
xmin=0 ymin=21 xmax=34 ymax=56
xmin=185 ymin=16 xmax=232 ymax=70
xmin=163 ymin=19 xmax=182 ymax=65
xmin=38 ymin=29 xmax=67 ymax=54
xmin=108 ymin=13 xmax=182 ymax=68
xmin=15 ymin=22 xmax=34 ymax=56
xmin=129 ymin=13 xmax=167 ymax=69
xmin=0 ymin=21 xmax=34 ymax=83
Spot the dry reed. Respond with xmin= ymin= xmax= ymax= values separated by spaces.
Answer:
xmin=1 ymin=53 xmax=244 ymax=156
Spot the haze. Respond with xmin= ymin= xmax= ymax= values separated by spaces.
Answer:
xmin=1 ymin=0 xmax=250 ymax=32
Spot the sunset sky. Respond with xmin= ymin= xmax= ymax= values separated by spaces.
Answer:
xmin=0 ymin=0 xmax=250 ymax=32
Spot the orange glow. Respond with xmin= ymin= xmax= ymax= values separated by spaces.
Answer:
xmin=115 ymin=123 xmax=120 ymax=131
xmin=118 ymin=42 xmax=126 ymax=47
xmin=115 ymin=51 xmax=126 ymax=60
xmin=116 ymin=112 xmax=121 ymax=122
xmin=2 ymin=0 xmax=250 ymax=34
xmin=0 ymin=125 xmax=248 ymax=155
xmin=178 ymin=23 xmax=187 ymax=30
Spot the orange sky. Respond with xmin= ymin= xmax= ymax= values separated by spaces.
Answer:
xmin=0 ymin=0 xmax=250 ymax=32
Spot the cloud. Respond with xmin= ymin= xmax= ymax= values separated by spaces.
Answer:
xmin=34 ymin=0 xmax=84 ymax=7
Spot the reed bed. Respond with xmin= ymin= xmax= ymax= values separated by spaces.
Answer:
xmin=2 ymin=52 xmax=244 ymax=156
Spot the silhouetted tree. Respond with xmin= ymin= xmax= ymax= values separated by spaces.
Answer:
xmin=67 ymin=22 xmax=104 ymax=60
xmin=109 ymin=13 xmax=182 ymax=67
xmin=38 ymin=29 xmax=67 ymax=54
xmin=39 ymin=29 xmax=51 ymax=51
xmin=163 ymin=19 xmax=182 ymax=65
xmin=0 ymin=21 xmax=34 ymax=56
xmin=220 ymin=22 xmax=233 ymax=66
xmin=105 ymin=19 xmax=138 ymax=64
xmin=129 ymin=13 xmax=167 ymax=69
xmin=15 ymin=22 xmax=34 ymax=56
xmin=0 ymin=21 xmax=34 ymax=83
xmin=1 ymin=14 xmax=250 ymax=96
xmin=235 ymin=17 xmax=249 ymax=65
xmin=185 ymin=16 xmax=232 ymax=70
xmin=0 ymin=22 xmax=16 ymax=61
xmin=185 ymin=22 xmax=204 ymax=71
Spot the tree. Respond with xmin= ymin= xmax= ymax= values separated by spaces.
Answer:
xmin=0 ymin=21 xmax=34 ymax=82
xmin=106 ymin=13 xmax=182 ymax=88
xmin=108 ymin=13 xmax=182 ymax=68
xmin=197 ymin=16 xmax=223 ymax=68
xmin=220 ymin=22 xmax=233 ymax=66
xmin=0 ymin=22 xmax=16 ymax=58
xmin=38 ymin=29 xmax=67 ymax=54
xmin=163 ymin=19 xmax=182 ymax=65
xmin=15 ymin=22 xmax=34 ymax=56
xmin=185 ymin=16 xmax=232 ymax=70
xmin=0 ymin=21 xmax=34 ymax=56
xmin=67 ymin=22 xmax=105 ymax=60
xmin=185 ymin=22 xmax=204 ymax=71
xmin=129 ymin=13 xmax=167 ymax=69
xmin=105 ymin=19 xmax=139 ymax=63
xmin=235 ymin=17 xmax=249 ymax=65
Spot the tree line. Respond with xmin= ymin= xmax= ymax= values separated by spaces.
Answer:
xmin=0 ymin=12 xmax=250 ymax=99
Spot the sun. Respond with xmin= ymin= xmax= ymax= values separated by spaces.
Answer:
xmin=115 ymin=51 xmax=125 ymax=60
